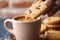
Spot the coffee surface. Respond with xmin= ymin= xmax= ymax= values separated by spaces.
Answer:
xmin=15 ymin=16 xmax=36 ymax=22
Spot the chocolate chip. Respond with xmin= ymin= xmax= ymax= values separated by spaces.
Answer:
xmin=36 ymin=5 xmax=41 ymax=9
xmin=39 ymin=5 xmax=41 ymax=7
xmin=47 ymin=32 xmax=50 ymax=34
xmin=29 ymin=10 xmax=32 ymax=13
xmin=36 ymin=7 xmax=40 ymax=9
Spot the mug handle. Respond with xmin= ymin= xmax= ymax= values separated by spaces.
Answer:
xmin=4 ymin=19 xmax=14 ymax=35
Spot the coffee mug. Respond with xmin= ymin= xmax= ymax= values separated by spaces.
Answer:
xmin=4 ymin=15 xmax=41 ymax=40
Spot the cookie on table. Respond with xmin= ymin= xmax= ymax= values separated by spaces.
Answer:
xmin=45 ymin=24 xmax=60 ymax=28
xmin=44 ymin=30 xmax=60 ymax=40
xmin=43 ymin=17 xmax=60 ymax=25
xmin=53 ymin=10 xmax=60 ymax=17
xmin=40 ymin=24 xmax=47 ymax=34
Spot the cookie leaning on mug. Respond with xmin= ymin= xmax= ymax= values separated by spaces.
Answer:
xmin=25 ymin=0 xmax=52 ymax=19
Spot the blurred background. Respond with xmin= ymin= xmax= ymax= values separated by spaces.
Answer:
xmin=0 ymin=0 xmax=34 ymax=40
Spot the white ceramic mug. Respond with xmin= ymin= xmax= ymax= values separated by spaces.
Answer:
xmin=4 ymin=15 xmax=41 ymax=40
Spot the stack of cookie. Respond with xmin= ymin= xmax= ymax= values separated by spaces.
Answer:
xmin=40 ymin=17 xmax=60 ymax=40
xmin=39 ymin=0 xmax=60 ymax=39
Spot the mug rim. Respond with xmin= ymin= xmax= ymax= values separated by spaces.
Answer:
xmin=12 ymin=15 xmax=41 ymax=23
